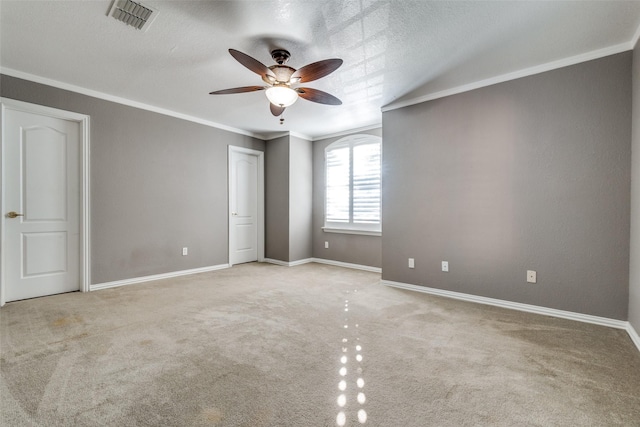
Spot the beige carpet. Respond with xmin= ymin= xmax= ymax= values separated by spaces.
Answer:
xmin=1 ymin=262 xmax=639 ymax=426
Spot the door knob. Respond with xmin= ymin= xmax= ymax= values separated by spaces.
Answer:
xmin=231 ymin=212 xmax=238 ymax=216
xmin=6 ymin=211 xmax=24 ymax=218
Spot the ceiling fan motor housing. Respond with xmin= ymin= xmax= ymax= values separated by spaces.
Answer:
xmin=271 ymin=49 xmax=291 ymax=64
xmin=263 ymin=65 xmax=296 ymax=84
xmin=210 ymin=48 xmax=343 ymax=113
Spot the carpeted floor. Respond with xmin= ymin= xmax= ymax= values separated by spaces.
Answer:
xmin=1 ymin=262 xmax=639 ymax=426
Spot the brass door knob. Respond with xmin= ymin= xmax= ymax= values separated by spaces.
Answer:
xmin=6 ymin=211 xmax=24 ymax=218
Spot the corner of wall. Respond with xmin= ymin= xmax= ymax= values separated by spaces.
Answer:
xmin=265 ymin=135 xmax=291 ymax=262
xmin=628 ymin=322 xmax=640 ymax=353
xmin=629 ymin=41 xmax=640 ymax=333
xmin=288 ymin=135 xmax=313 ymax=262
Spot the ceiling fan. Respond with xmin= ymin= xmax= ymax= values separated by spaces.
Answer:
xmin=209 ymin=49 xmax=343 ymax=121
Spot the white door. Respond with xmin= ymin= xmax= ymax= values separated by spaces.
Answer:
xmin=3 ymin=108 xmax=80 ymax=301
xmin=229 ymin=147 xmax=263 ymax=265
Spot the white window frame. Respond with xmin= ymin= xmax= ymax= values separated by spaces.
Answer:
xmin=323 ymin=134 xmax=382 ymax=236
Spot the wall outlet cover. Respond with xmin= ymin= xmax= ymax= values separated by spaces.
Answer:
xmin=442 ymin=261 xmax=449 ymax=272
xmin=527 ymin=270 xmax=537 ymax=283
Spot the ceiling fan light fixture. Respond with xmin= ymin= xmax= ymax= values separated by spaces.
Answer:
xmin=209 ymin=49 xmax=343 ymax=117
xmin=266 ymin=86 xmax=298 ymax=107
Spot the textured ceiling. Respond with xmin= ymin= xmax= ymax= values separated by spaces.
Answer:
xmin=1 ymin=1 xmax=640 ymax=140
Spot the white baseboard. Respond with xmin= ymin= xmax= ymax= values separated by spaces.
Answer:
xmin=311 ymin=258 xmax=382 ymax=273
xmin=87 ymin=262 xmax=639 ymax=353
xmin=628 ymin=323 xmax=640 ymax=352
xmin=381 ymin=279 xmax=629 ymax=330
xmin=90 ymin=264 xmax=230 ymax=291
xmin=263 ymin=257 xmax=382 ymax=273
xmin=384 ymin=279 xmax=640 ymax=354
xmin=263 ymin=258 xmax=314 ymax=267
xmin=262 ymin=258 xmax=288 ymax=267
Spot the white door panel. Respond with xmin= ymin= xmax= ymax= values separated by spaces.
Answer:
xmin=229 ymin=147 xmax=263 ymax=266
xmin=23 ymin=232 xmax=68 ymax=276
xmin=24 ymin=126 xmax=68 ymax=221
xmin=4 ymin=109 xmax=80 ymax=301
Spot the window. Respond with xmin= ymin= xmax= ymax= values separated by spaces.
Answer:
xmin=324 ymin=134 xmax=381 ymax=234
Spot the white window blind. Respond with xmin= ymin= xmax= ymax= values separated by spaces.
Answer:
xmin=325 ymin=135 xmax=381 ymax=233
xmin=326 ymin=147 xmax=350 ymax=222
xmin=353 ymin=143 xmax=381 ymax=224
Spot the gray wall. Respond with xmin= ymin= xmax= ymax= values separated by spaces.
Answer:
xmin=1 ymin=75 xmax=265 ymax=284
xmin=265 ymin=134 xmax=313 ymax=263
xmin=630 ymin=44 xmax=640 ymax=331
xmin=289 ymin=135 xmax=313 ymax=262
xmin=265 ymin=135 xmax=290 ymax=261
xmin=312 ymin=129 xmax=382 ymax=268
xmin=382 ymin=52 xmax=632 ymax=319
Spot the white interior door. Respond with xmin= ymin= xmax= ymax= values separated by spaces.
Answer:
xmin=229 ymin=147 xmax=263 ymax=266
xmin=3 ymin=108 xmax=80 ymax=302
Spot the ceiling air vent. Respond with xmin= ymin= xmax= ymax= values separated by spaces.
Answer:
xmin=108 ymin=0 xmax=157 ymax=31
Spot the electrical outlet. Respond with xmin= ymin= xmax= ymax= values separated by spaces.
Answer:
xmin=442 ymin=261 xmax=449 ymax=272
xmin=325 ymin=241 xmax=329 ymax=249
xmin=527 ymin=270 xmax=537 ymax=283
xmin=182 ymin=247 xmax=188 ymax=256
xmin=408 ymin=258 xmax=415 ymax=269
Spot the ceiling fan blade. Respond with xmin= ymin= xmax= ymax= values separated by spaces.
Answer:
xmin=296 ymin=88 xmax=342 ymax=105
xmin=270 ymin=103 xmax=286 ymax=116
xmin=291 ymin=59 xmax=343 ymax=83
xmin=229 ymin=49 xmax=276 ymax=79
xmin=209 ymin=86 xmax=265 ymax=95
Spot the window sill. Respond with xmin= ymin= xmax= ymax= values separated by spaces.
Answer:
xmin=322 ymin=227 xmax=382 ymax=236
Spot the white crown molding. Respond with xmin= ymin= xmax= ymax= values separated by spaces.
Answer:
xmin=4 ymin=30 xmax=637 ymax=142
xmin=632 ymin=20 xmax=640 ymax=50
xmin=0 ymin=67 xmax=368 ymax=142
xmin=628 ymin=323 xmax=640 ymax=353
xmin=382 ymin=42 xmax=632 ymax=113
xmin=290 ymin=131 xmax=313 ymax=141
xmin=261 ymin=124 xmax=384 ymax=142
xmin=261 ymin=132 xmax=290 ymax=141
xmin=381 ymin=279 xmax=629 ymax=329
xmin=260 ymin=131 xmax=314 ymax=142
xmin=314 ymin=123 xmax=383 ymax=141
xmin=0 ymin=67 xmax=262 ymax=139
xmin=90 ymin=263 xmax=229 ymax=291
